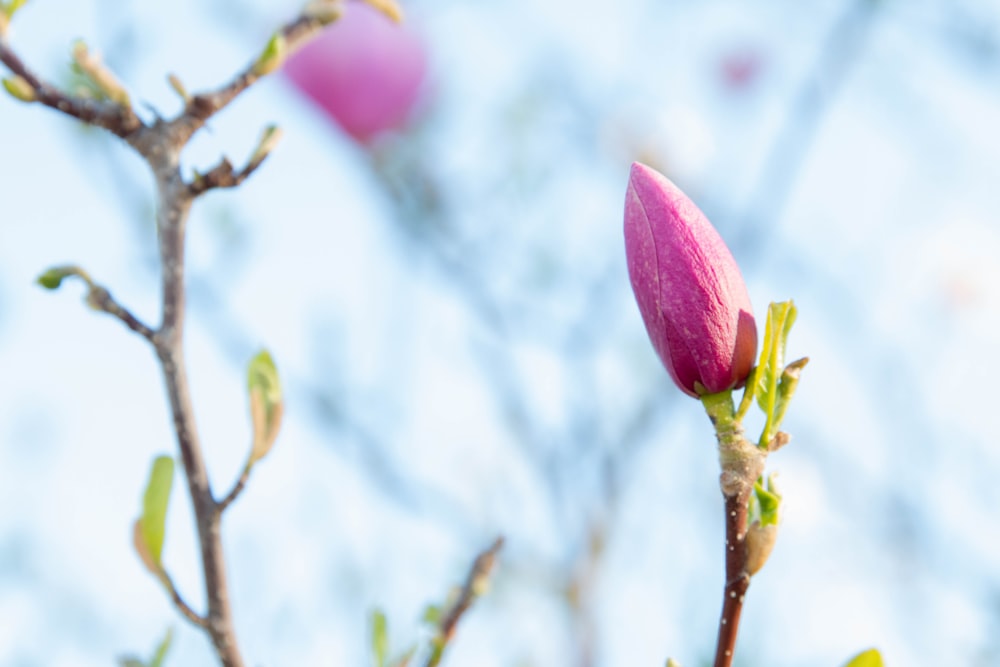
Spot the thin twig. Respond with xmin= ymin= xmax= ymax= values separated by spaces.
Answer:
xmin=188 ymin=153 xmax=272 ymax=196
xmin=217 ymin=465 xmax=251 ymax=513
xmin=39 ymin=267 xmax=157 ymax=342
xmin=86 ymin=285 xmax=156 ymax=342
xmin=163 ymin=573 xmax=209 ymax=629
xmin=170 ymin=15 xmax=328 ymax=146
xmin=2 ymin=8 xmax=334 ymax=666
xmin=424 ymin=537 xmax=505 ymax=667
xmin=0 ymin=39 xmax=143 ymax=136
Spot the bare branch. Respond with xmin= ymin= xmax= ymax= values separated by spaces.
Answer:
xmin=714 ymin=492 xmax=753 ymax=667
xmin=149 ymin=173 xmax=244 ymax=666
xmin=424 ymin=537 xmax=504 ymax=667
xmin=169 ymin=14 xmax=330 ymax=146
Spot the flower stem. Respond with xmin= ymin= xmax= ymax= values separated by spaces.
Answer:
xmin=701 ymin=392 xmax=766 ymax=667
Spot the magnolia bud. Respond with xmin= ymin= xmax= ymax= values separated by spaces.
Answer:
xmin=624 ymin=162 xmax=757 ymax=397
xmin=283 ymin=1 xmax=426 ymax=142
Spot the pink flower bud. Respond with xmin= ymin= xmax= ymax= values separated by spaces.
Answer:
xmin=283 ymin=2 xmax=427 ymax=142
xmin=624 ymin=162 xmax=757 ymax=397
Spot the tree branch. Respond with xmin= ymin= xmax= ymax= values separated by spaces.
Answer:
xmin=424 ymin=537 xmax=505 ymax=667
xmin=146 ymin=165 xmax=243 ymax=666
xmin=188 ymin=153 xmax=271 ymax=196
xmin=714 ymin=490 xmax=753 ymax=667
xmin=0 ymin=38 xmax=143 ymax=136
xmin=1 ymin=8 xmax=336 ymax=666
xmin=169 ymin=14 xmax=329 ymax=147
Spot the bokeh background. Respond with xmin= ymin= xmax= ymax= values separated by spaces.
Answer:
xmin=2 ymin=0 xmax=1000 ymax=665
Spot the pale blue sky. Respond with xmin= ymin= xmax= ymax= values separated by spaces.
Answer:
xmin=2 ymin=0 xmax=1000 ymax=666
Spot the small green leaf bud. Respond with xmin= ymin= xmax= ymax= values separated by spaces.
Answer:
xmin=71 ymin=40 xmax=131 ymax=107
xmin=248 ymin=125 xmax=283 ymax=167
xmin=167 ymin=73 xmax=189 ymax=103
xmin=253 ymin=33 xmax=287 ymax=76
xmin=247 ymin=350 xmax=283 ymax=464
xmin=771 ymin=356 xmax=809 ymax=432
xmin=2 ymin=75 xmax=36 ymax=103
xmin=36 ymin=265 xmax=90 ymax=290
xmin=303 ymin=0 xmax=344 ymax=25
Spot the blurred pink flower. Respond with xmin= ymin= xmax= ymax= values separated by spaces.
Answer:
xmin=283 ymin=2 xmax=427 ymax=142
xmin=719 ymin=48 xmax=764 ymax=91
xmin=624 ymin=162 xmax=757 ymax=397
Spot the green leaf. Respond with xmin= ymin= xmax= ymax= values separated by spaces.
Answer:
xmin=753 ymin=474 xmax=782 ymax=527
xmin=118 ymin=627 xmax=173 ymax=667
xmin=771 ymin=356 xmax=809 ymax=435
xmin=843 ymin=648 xmax=883 ymax=667
xmin=421 ymin=604 xmax=442 ymax=627
xmin=247 ymin=350 xmax=283 ymax=464
xmin=371 ymin=609 xmax=389 ymax=667
xmin=139 ymin=456 xmax=174 ymax=567
xmin=148 ymin=628 xmax=173 ymax=667
xmin=755 ymin=301 xmax=797 ymax=447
